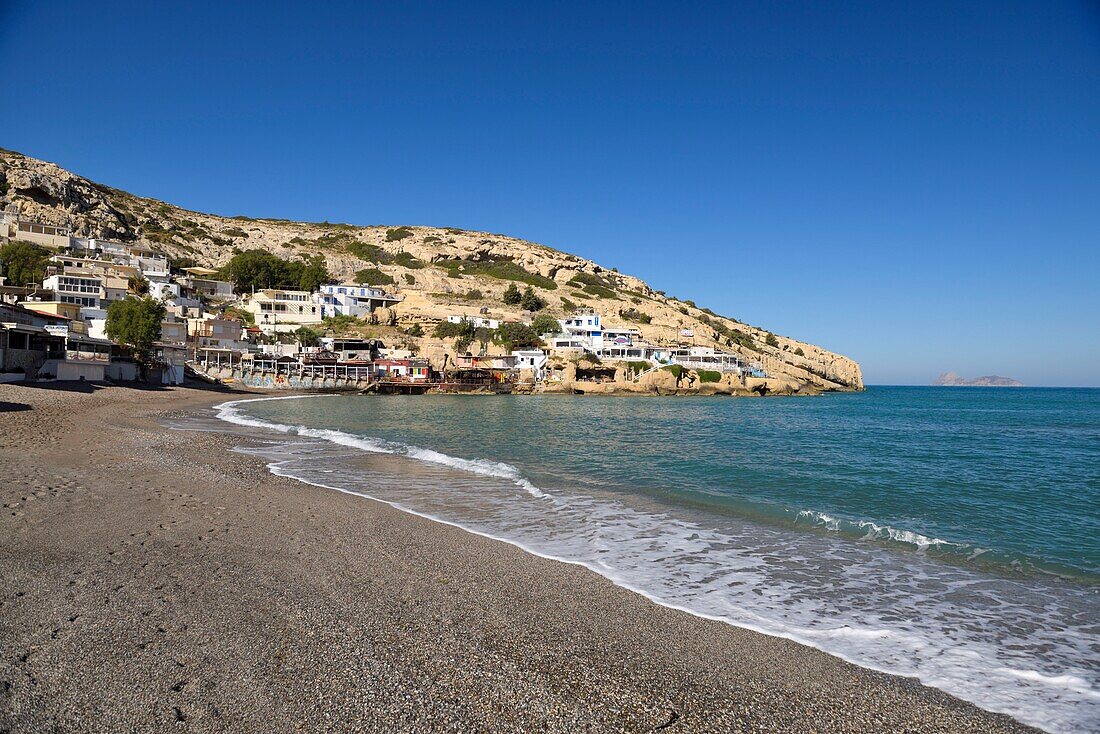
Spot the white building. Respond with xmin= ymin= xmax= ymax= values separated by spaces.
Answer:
xmin=177 ymin=267 xmax=234 ymax=299
xmin=669 ymin=346 xmax=745 ymax=374
xmin=511 ymin=349 xmax=548 ymax=380
xmin=149 ymin=281 xmax=182 ymax=301
xmin=313 ymin=284 xmax=399 ymax=319
xmin=447 ymin=314 xmax=500 ymax=330
xmin=42 ymin=273 xmax=105 ymax=309
xmin=243 ymin=289 xmax=323 ymax=334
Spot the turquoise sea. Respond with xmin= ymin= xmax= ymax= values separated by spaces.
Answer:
xmin=208 ymin=387 xmax=1099 ymax=733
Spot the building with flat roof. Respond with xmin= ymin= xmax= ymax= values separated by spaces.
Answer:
xmin=313 ymin=284 xmax=399 ymax=320
xmin=242 ymin=289 xmax=323 ymax=334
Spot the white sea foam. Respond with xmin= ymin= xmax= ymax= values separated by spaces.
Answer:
xmin=796 ymin=508 xmax=962 ymax=550
xmin=216 ymin=397 xmax=549 ymax=499
xmin=209 ymin=395 xmax=1100 ymax=734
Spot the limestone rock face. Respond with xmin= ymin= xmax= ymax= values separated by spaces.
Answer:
xmin=0 ymin=147 xmax=864 ymax=392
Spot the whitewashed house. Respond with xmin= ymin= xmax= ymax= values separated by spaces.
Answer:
xmin=243 ymin=289 xmax=323 ymax=334
xmin=313 ymin=284 xmax=399 ymax=319
xmin=447 ymin=314 xmax=501 ymax=330
xmin=511 ymin=349 xmax=548 ymax=380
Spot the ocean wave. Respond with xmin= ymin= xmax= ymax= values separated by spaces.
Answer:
xmin=794 ymin=509 xmax=964 ymax=550
xmin=215 ymin=397 xmax=550 ymax=499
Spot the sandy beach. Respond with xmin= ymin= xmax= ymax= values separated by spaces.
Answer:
xmin=0 ymin=382 xmax=1036 ymax=733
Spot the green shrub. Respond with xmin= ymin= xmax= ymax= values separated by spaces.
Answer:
xmin=696 ymin=369 xmax=722 ymax=383
xmin=222 ymin=227 xmax=249 ymax=238
xmin=355 ymin=268 xmax=395 ymax=286
xmin=0 ymin=240 xmax=50 ymax=287
xmin=407 ymin=323 xmax=424 ymax=337
xmin=619 ymin=307 xmax=651 ymax=324
xmin=520 ymin=286 xmax=546 ymax=311
xmin=423 ymin=235 xmax=441 ymax=243
xmin=386 ymin=227 xmax=414 ymax=242
xmin=560 ymin=297 xmax=577 ymax=312
xmin=464 ymin=289 xmax=483 ymax=300
xmin=502 ymin=282 xmax=521 ymax=304
xmin=626 ymin=360 xmax=652 ymax=374
xmin=290 ymin=231 xmax=359 ymax=251
xmin=435 ymin=257 xmax=557 ymax=289
xmin=494 ymin=322 xmax=541 ymax=350
xmin=530 ymin=313 xmax=560 ymax=335
xmin=403 ymin=273 xmax=416 ymax=285
xmin=794 ymin=347 xmax=805 ymax=357
xmin=321 ymin=314 xmax=359 ymax=333
xmin=346 ymin=241 xmax=394 ymax=264
xmin=393 ymin=251 xmax=424 ymax=268
xmin=765 ymin=333 xmax=780 ymax=347
xmin=221 ymin=249 xmax=329 ymax=293
xmin=474 ymin=326 xmax=495 ymax=346
xmin=663 ymin=365 xmax=684 ymax=380
xmin=566 ymin=272 xmax=617 ymax=299
xmin=434 ymin=320 xmax=475 ymax=339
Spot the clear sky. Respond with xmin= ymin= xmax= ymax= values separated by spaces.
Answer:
xmin=2 ymin=1 xmax=1097 ymax=385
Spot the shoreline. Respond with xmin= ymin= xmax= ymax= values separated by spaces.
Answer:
xmin=1 ymin=382 xmax=1037 ymax=732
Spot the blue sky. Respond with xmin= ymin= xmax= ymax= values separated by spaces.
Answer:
xmin=2 ymin=1 xmax=1098 ymax=385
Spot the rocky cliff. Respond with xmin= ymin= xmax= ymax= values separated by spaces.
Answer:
xmin=0 ymin=147 xmax=863 ymax=391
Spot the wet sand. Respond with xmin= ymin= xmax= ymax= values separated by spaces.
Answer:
xmin=0 ymin=382 xmax=1036 ymax=732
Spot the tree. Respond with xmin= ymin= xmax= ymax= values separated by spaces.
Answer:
xmin=355 ymin=267 xmax=395 ymax=286
xmin=520 ymin=286 xmax=546 ymax=312
xmin=502 ymin=282 xmax=521 ymax=305
xmin=294 ymin=326 xmax=320 ymax=347
xmin=531 ymin=313 xmax=560 ymax=335
xmin=494 ymin=322 xmax=541 ymax=350
xmin=297 ymin=254 xmax=330 ymax=292
xmin=128 ymin=275 xmax=150 ymax=295
xmin=765 ymin=333 xmax=779 ymax=348
xmin=106 ymin=297 xmax=166 ymax=375
xmin=221 ymin=250 xmax=295 ymax=294
xmin=407 ymin=323 xmax=424 ymax=337
xmin=0 ymin=240 xmax=50 ymax=287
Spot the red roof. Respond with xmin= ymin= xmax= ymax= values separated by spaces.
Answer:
xmin=25 ymin=308 xmax=72 ymax=321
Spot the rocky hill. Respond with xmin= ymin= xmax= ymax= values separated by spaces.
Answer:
xmin=934 ymin=372 xmax=1023 ymax=387
xmin=0 ymin=147 xmax=863 ymax=391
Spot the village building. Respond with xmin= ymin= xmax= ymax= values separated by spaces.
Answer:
xmin=511 ymin=349 xmax=548 ymax=380
xmin=320 ymin=337 xmax=383 ymax=362
xmin=9 ymin=219 xmax=72 ymax=249
xmin=188 ymin=316 xmax=245 ymax=350
xmin=313 ymin=284 xmax=399 ymax=319
xmin=177 ymin=267 xmax=234 ymax=300
xmin=41 ymin=273 xmax=107 ymax=309
xmin=455 ymin=353 xmax=518 ymax=370
xmin=668 ymin=346 xmax=746 ymax=374
xmin=0 ymin=302 xmax=67 ymax=380
xmin=447 ymin=314 xmax=501 ymax=330
xmin=374 ymin=358 xmax=432 ymax=381
xmin=242 ymin=289 xmax=324 ymax=334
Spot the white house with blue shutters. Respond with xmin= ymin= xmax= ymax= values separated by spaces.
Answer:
xmin=312 ymin=284 xmax=400 ymax=319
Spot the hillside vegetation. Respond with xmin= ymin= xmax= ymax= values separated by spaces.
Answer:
xmin=0 ymin=147 xmax=863 ymax=390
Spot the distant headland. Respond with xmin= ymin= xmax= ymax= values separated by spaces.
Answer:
xmin=934 ymin=372 xmax=1024 ymax=387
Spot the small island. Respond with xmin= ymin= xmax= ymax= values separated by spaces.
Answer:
xmin=934 ymin=372 xmax=1024 ymax=387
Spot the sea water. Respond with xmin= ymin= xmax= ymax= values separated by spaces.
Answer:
xmin=207 ymin=387 xmax=1099 ymax=733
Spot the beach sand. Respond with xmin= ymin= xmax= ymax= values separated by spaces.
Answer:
xmin=0 ymin=382 xmax=1035 ymax=732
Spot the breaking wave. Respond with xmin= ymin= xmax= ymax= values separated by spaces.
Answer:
xmin=216 ymin=396 xmax=549 ymax=499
